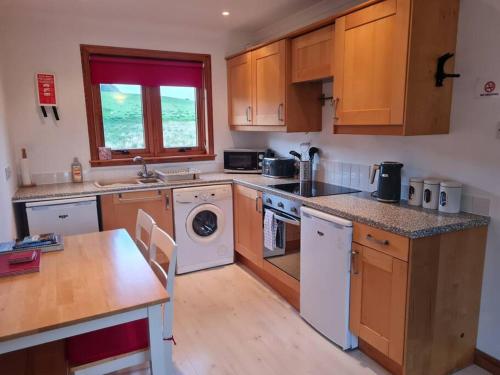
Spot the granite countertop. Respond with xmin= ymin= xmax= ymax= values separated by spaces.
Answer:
xmin=12 ymin=173 xmax=490 ymax=239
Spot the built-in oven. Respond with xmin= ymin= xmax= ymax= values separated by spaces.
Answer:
xmin=223 ymin=149 xmax=266 ymax=174
xmin=262 ymin=192 xmax=301 ymax=281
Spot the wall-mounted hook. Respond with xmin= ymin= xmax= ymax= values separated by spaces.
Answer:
xmin=319 ymin=94 xmax=334 ymax=106
xmin=435 ymin=53 xmax=461 ymax=87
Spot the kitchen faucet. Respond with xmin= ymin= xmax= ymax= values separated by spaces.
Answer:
xmin=133 ymin=156 xmax=154 ymax=178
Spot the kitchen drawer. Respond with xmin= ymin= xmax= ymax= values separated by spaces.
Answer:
xmin=353 ymin=223 xmax=409 ymax=262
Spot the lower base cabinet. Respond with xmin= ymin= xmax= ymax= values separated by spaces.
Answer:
xmin=100 ymin=189 xmax=174 ymax=239
xmin=350 ymin=242 xmax=407 ymax=365
xmin=351 ymin=223 xmax=488 ymax=375
xmin=233 ymin=184 xmax=263 ymax=267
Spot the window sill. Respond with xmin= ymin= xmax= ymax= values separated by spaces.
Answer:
xmin=90 ymin=154 xmax=217 ymax=167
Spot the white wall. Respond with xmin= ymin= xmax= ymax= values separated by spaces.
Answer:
xmin=0 ymin=55 xmax=17 ymax=240
xmin=0 ymin=9 xmax=258 ymax=183
xmin=254 ymin=0 xmax=500 ymax=359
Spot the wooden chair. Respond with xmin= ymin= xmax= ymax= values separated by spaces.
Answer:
xmin=65 ymin=226 xmax=178 ymax=375
xmin=135 ymin=208 xmax=156 ymax=260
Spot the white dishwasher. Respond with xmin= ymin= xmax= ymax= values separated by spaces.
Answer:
xmin=300 ymin=206 xmax=358 ymax=350
xmin=26 ymin=196 xmax=99 ymax=236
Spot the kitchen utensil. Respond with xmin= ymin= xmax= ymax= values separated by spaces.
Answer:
xmin=422 ymin=179 xmax=440 ymax=209
xmin=300 ymin=142 xmax=310 ymax=161
xmin=289 ymin=150 xmax=301 ymax=161
xmin=439 ymin=181 xmax=462 ymax=213
xmin=308 ymin=147 xmax=319 ymax=161
xmin=408 ymin=177 xmax=424 ymax=206
xmin=369 ymin=162 xmax=404 ymax=203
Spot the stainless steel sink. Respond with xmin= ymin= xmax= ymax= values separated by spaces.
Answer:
xmin=94 ymin=177 xmax=163 ymax=188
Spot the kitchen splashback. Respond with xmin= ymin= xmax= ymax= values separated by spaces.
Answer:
xmin=313 ymin=158 xmax=490 ymax=217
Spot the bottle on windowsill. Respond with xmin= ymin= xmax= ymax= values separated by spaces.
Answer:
xmin=71 ymin=157 xmax=83 ymax=183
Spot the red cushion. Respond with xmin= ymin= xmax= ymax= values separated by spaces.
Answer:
xmin=66 ymin=318 xmax=149 ymax=367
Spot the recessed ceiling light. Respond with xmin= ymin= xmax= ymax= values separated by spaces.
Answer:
xmin=222 ymin=11 xmax=230 ymax=16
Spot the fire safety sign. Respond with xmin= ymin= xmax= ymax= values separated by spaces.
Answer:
xmin=36 ymin=73 xmax=57 ymax=106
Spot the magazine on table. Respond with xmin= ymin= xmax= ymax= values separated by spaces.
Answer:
xmin=0 ymin=233 xmax=64 ymax=254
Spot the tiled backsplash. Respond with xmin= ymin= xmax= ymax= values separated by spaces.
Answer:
xmin=314 ymin=158 xmax=491 ymax=216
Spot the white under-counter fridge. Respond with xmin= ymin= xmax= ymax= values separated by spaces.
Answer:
xmin=26 ymin=196 xmax=99 ymax=236
xmin=300 ymin=206 xmax=358 ymax=350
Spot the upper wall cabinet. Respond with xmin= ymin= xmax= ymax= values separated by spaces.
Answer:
xmin=291 ymin=25 xmax=334 ymax=83
xmin=333 ymin=0 xmax=460 ymax=135
xmin=227 ymin=40 xmax=322 ymax=132
xmin=252 ymin=41 xmax=287 ymax=126
xmin=227 ymin=53 xmax=252 ymax=126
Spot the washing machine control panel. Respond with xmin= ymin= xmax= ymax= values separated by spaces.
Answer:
xmin=174 ymin=185 xmax=233 ymax=204
xmin=195 ymin=192 xmax=216 ymax=202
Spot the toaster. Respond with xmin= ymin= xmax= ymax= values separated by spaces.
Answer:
xmin=262 ymin=158 xmax=296 ymax=178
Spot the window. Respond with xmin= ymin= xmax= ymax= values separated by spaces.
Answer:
xmin=160 ymin=86 xmax=198 ymax=149
xmin=100 ymin=84 xmax=145 ymax=150
xmin=81 ymin=45 xmax=214 ymax=166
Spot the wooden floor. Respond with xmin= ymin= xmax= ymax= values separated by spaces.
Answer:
xmin=114 ymin=264 xmax=491 ymax=375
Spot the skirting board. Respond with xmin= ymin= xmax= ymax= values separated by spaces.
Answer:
xmin=475 ymin=349 xmax=500 ymax=375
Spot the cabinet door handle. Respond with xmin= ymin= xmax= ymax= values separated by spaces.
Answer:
xmin=333 ymin=97 xmax=340 ymax=121
xmin=366 ymin=233 xmax=390 ymax=246
xmin=277 ymin=103 xmax=284 ymax=122
xmin=255 ymin=196 xmax=262 ymax=213
xmin=246 ymin=106 xmax=252 ymax=122
xmin=165 ymin=191 xmax=170 ymax=209
xmin=351 ymin=250 xmax=359 ymax=275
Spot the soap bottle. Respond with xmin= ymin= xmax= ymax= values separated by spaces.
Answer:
xmin=71 ymin=157 xmax=83 ymax=183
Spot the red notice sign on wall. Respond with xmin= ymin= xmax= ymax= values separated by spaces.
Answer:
xmin=36 ymin=73 xmax=57 ymax=106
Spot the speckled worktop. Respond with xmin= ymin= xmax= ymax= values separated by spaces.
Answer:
xmin=12 ymin=173 xmax=490 ymax=239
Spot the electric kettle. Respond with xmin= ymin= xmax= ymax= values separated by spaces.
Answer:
xmin=370 ymin=162 xmax=404 ymax=203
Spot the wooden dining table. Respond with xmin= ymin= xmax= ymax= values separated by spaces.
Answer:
xmin=0 ymin=229 xmax=170 ymax=374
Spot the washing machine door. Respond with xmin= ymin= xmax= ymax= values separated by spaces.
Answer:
xmin=186 ymin=204 xmax=225 ymax=244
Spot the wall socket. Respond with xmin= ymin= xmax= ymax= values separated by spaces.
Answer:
xmin=4 ymin=166 xmax=12 ymax=181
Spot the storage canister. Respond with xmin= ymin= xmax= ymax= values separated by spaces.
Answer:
xmin=422 ymin=179 xmax=440 ymax=209
xmin=408 ymin=177 xmax=424 ymax=206
xmin=439 ymin=181 xmax=462 ymax=214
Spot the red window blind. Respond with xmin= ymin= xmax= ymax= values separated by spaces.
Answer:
xmin=89 ymin=56 xmax=203 ymax=87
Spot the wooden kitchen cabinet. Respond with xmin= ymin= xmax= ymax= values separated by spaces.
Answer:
xmin=291 ymin=25 xmax=334 ymax=83
xmin=233 ymin=184 xmax=263 ymax=267
xmin=227 ymin=52 xmax=252 ymax=126
xmin=100 ymin=189 xmax=174 ymax=239
xmin=226 ymin=40 xmax=322 ymax=132
xmin=350 ymin=242 xmax=408 ymax=365
xmin=252 ymin=41 xmax=286 ymax=126
xmin=333 ymin=0 xmax=460 ymax=135
xmin=350 ymin=223 xmax=488 ymax=375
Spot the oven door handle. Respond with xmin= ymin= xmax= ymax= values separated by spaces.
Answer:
xmin=272 ymin=213 xmax=301 ymax=226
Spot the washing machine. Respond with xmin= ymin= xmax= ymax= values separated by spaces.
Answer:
xmin=173 ymin=184 xmax=234 ymax=274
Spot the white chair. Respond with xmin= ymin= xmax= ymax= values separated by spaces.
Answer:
xmin=65 ymin=225 xmax=178 ymax=375
xmin=149 ymin=225 xmax=178 ymax=350
xmin=135 ymin=209 xmax=156 ymax=260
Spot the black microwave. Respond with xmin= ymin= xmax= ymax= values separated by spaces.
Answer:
xmin=224 ymin=149 xmax=266 ymax=173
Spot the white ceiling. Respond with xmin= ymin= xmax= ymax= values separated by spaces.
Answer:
xmin=0 ymin=0 xmax=325 ymax=33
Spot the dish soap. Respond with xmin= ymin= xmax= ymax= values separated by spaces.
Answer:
xmin=71 ymin=157 xmax=83 ymax=183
